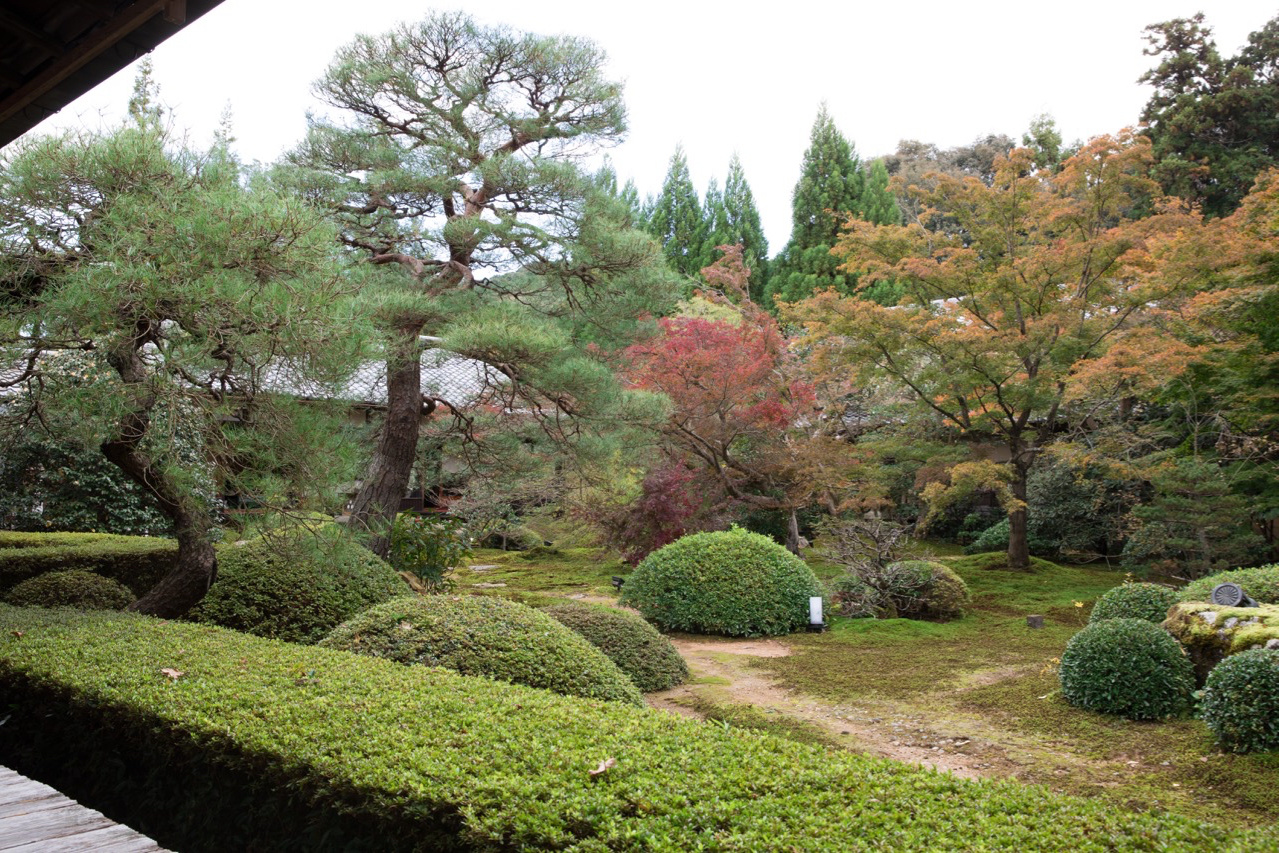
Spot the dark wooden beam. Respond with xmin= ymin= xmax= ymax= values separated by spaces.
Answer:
xmin=0 ymin=0 xmax=168 ymax=128
xmin=0 ymin=9 xmax=67 ymax=58
xmin=163 ymin=0 xmax=187 ymax=26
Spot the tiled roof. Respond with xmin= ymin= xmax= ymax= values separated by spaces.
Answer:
xmin=261 ymin=348 xmax=502 ymax=408
xmin=1 ymin=345 xmax=501 ymax=410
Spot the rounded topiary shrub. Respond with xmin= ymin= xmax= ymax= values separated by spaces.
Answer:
xmin=887 ymin=560 xmax=971 ymax=621
xmin=1200 ymin=648 xmax=1279 ymax=753
xmin=187 ymin=528 xmax=407 ymax=644
xmin=2 ymin=569 xmax=134 ymax=610
xmin=542 ymin=601 xmax=689 ymax=692
xmin=1179 ymin=565 xmax=1279 ymax=605
xmin=1059 ymin=618 xmax=1196 ymax=720
xmin=619 ymin=527 xmax=824 ymax=637
xmin=321 ymin=595 xmax=643 ymax=705
xmin=1089 ymin=582 xmax=1179 ymax=625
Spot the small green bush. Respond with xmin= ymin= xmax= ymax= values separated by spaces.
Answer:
xmin=2 ymin=570 xmax=134 ymax=610
xmin=478 ymin=524 xmax=542 ymax=551
xmin=187 ymin=528 xmax=406 ymax=643
xmin=1180 ymin=564 xmax=1279 ymax=605
xmin=322 ymin=595 xmax=643 ymax=705
xmin=389 ymin=513 xmax=470 ymax=591
xmin=833 ymin=561 xmax=970 ymax=621
xmin=541 ymin=601 xmax=688 ymax=692
xmin=889 ymin=560 xmax=970 ymax=621
xmin=1200 ymin=648 xmax=1279 ymax=753
xmin=0 ymin=532 xmax=176 ymax=596
xmin=1090 ymin=582 xmax=1179 ymax=624
xmin=619 ymin=527 xmax=824 ymax=637
xmin=1059 ymin=618 xmax=1196 ymax=720
xmin=0 ymin=606 xmax=1271 ymax=851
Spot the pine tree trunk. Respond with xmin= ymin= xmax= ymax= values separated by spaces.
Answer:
xmin=1007 ymin=460 xmax=1031 ymax=571
xmin=102 ymin=335 xmax=218 ymax=618
xmin=103 ymin=425 xmax=218 ymax=617
xmin=348 ymin=325 xmax=422 ymax=558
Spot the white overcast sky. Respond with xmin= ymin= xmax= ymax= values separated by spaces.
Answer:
xmin=18 ymin=1 xmax=1271 ymax=254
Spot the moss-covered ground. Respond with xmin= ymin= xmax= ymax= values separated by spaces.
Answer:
xmin=479 ymin=542 xmax=1279 ymax=830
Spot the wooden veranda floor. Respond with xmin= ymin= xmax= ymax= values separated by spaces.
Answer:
xmin=0 ymin=766 xmax=168 ymax=852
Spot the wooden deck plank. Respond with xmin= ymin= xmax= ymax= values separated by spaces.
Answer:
xmin=0 ymin=767 xmax=169 ymax=852
xmin=5 ymin=823 xmax=166 ymax=852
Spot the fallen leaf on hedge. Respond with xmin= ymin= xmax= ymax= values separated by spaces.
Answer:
xmin=10 ymin=631 xmax=23 ymax=638
xmin=161 ymin=668 xmax=184 ymax=680
xmin=589 ymin=758 xmax=616 ymax=777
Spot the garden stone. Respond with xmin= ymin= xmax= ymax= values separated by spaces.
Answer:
xmin=1163 ymin=601 xmax=1279 ymax=684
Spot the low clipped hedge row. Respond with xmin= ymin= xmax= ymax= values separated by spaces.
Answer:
xmin=321 ymin=596 xmax=643 ymax=705
xmin=0 ymin=531 xmax=176 ymax=596
xmin=2 ymin=608 xmax=1272 ymax=851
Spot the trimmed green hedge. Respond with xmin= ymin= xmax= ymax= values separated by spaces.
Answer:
xmin=620 ymin=528 xmax=824 ymax=637
xmin=322 ymin=595 xmax=643 ymax=705
xmin=187 ymin=530 xmax=407 ymax=644
xmin=542 ymin=600 xmax=688 ymax=692
xmin=1200 ymin=648 xmax=1279 ymax=754
xmin=1089 ymin=582 xmax=1179 ymax=624
xmin=0 ymin=607 xmax=1272 ymax=851
xmin=0 ymin=531 xmax=176 ymax=596
xmin=1059 ymin=618 xmax=1196 ymax=721
xmin=3 ymin=569 xmax=135 ymax=610
xmin=1180 ymin=565 xmax=1279 ymax=605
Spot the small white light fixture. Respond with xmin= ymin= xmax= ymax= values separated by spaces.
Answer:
xmin=808 ymin=596 xmax=826 ymax=632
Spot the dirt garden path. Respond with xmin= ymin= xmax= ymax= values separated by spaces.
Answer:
xmin=645 ymin=634 xmax=1020 ymax=780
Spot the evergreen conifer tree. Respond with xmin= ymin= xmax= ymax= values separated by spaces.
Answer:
xmin=722 ymin=154 xmax=769 ymax=302
xmin=768 ymin=106 xmax=865 ymax=305
xmin=647 ymin=145 xmax=707 ymax=277
xmin=698 ymin=177 xmax=730 ymax=273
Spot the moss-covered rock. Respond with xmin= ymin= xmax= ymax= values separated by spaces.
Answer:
xmin=322 ymin=595 xmax=643 ymax=705
xmin=619 ymin=528 xmax=824 ymax=637
xmin=187 ymin=528 xmax=407 ymax=644
xmin=1179 ymin=565 xmax=1279 ymax=606
xmin=2 ymin=569 xmax=135 ymax=610
xmin=1090 ymin=582 xmax=1179 ymax=625
xmin=541 ymin=601 xmax=688 ymax=692
xmin=1163 ymin=601 xmax=1279 ymax=683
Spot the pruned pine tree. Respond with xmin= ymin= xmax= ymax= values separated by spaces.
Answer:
xmin=0 ymin=117 xmax=360 ymax=616
xmin=286 ymin=12 xmax=673 ymax=555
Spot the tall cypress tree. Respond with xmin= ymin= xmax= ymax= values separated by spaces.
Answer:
xmin=722 ymin=153 xmax=769 ymax=303
xmin=647 ymin=145 xmax=706 ymax=277
xmin=699 ymin=176 xmax=729 ymax=273
xmin=768 ymin=105 xmax=865 ymax=305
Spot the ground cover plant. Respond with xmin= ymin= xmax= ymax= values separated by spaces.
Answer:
xmin=321 ymin=595 xmax=644 ymax=705
xmin=187 ymin=529 xmax=407 ymax=644
xmin=1 ymin=606 xmax=1275 ymax=852
xmin=541 ymin=600 xmax=689 ymax=692
xmin=620 ymin=527 xmax=824 ymax=636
